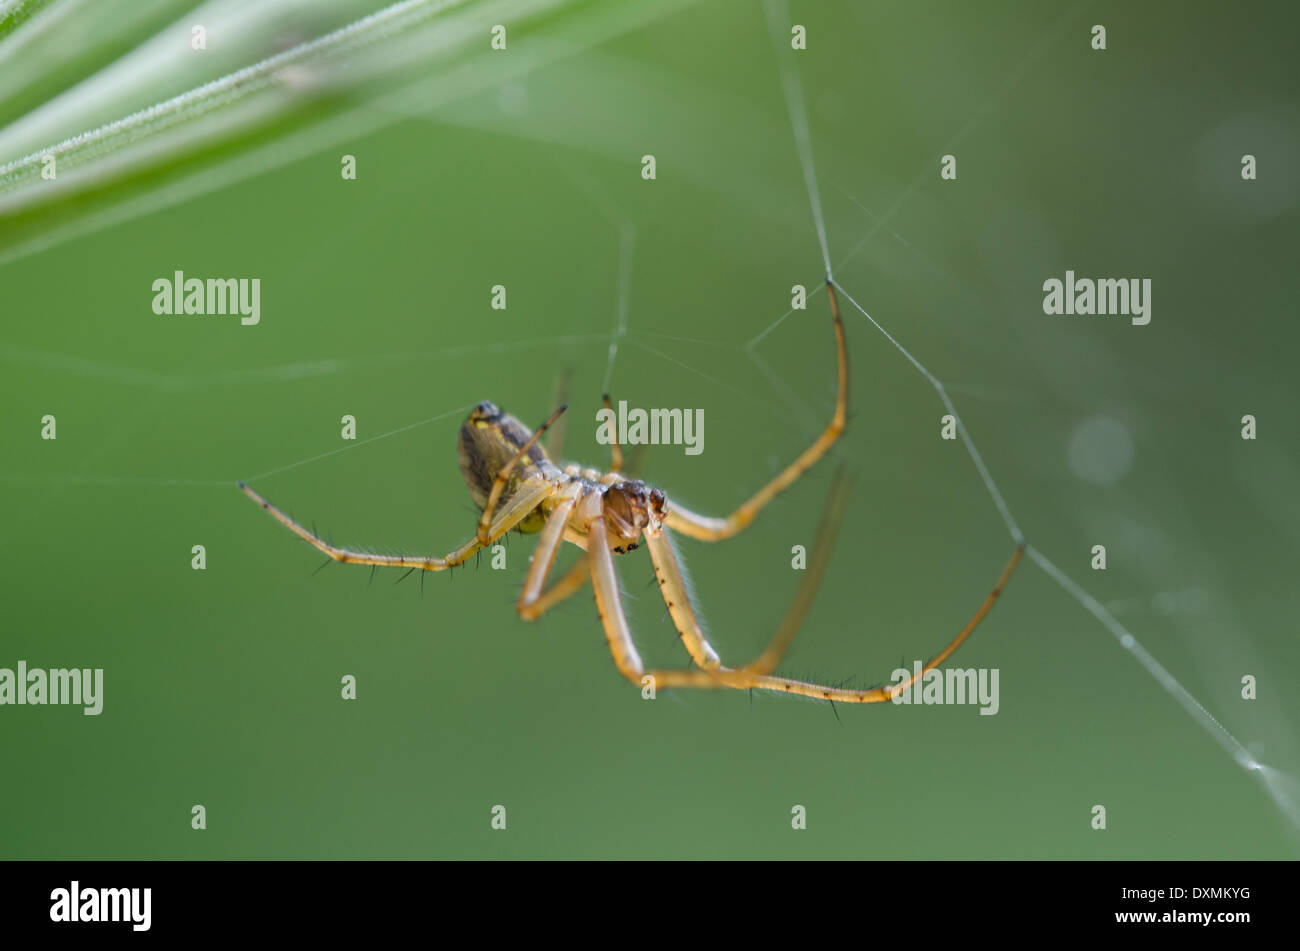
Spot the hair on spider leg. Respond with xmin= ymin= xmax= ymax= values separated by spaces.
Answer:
xmin=828 ymin=698 xmax=842 ymax=726
xmin=828 ymin=674 xmax=870 ymax=704
xmin=746 ymin=667 xmax=873 ymax=711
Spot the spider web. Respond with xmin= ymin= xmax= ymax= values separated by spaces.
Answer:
xmin=753 ymin=0 xmax=1297 ymax=832
xmin=1 ymin=0 xmax=1296 ymax=837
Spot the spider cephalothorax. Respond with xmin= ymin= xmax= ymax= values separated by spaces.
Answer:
xmin=602 ymin=480 xmax=667 ymax=553
xmin=240 ymin=280 xmax=1024 ymax=704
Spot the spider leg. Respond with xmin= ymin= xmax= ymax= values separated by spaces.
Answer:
xmin=547 ymin=367 xmax=573 ymax=459
xmin=477 ymin=404 xmax=567 ymax=545
xmin=239 ymin=475 xmax=556 ymax=571
xmin=600 ymin=393 xmax=624 ymax=472
xmin=643 ymin=530 xmax=721 ymax=669
xmin=587 ymin=481 xmax=1024 ymax=702
xmin=583 ymin=491 xmax=647 ymax=682
xmin=742 ymin=463 xmax=853 ymax=675
xmin=649 ymin=545 xmax=1024 ymax=702
xmin=520 ymin=559 xmax=590 ymax=620
xmin=593 ymin=392 xmax=646 ymax=478
xmin=641 ymin=464 xmax=848 ymax=674
xmin=666 ymin=281 xmax=847 ymax=542
xmin=516 ymin=482 xmax=587 ymax=621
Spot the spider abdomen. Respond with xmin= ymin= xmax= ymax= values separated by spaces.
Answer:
xmin=457 ymin=400 xmax=550 ymax=520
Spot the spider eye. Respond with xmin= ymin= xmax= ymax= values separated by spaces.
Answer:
xmin=469 ymin=401 xmax=501 ymax=422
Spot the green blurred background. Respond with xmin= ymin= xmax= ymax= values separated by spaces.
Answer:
xmin=2 ymin=0 xmax=1297 ymax=858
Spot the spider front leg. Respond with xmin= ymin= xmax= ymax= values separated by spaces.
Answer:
xmin=583 ymin=466 xmax=842 ymax=688
xmin=577 ymin=488 xmax=725 ymax=674
xmin=643 ymin=530 xmax=721 ymax=669
xmin=239 ymin=475 xmax=557 ymax=571
xmin=583 ymin=491 xmax=648 ymax=682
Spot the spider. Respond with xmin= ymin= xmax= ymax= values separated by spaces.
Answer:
xmin=239 ymin=281 xmax=1024 ymax=703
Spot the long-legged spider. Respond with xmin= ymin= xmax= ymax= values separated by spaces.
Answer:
xmin=239 ymin=281 xmax=1024 ymax=702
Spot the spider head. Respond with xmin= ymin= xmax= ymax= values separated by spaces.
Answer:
xmin=458 ymin=400 xmax=549 ymax=520
xmin=603 ymin=480 xmax=668 ymax=552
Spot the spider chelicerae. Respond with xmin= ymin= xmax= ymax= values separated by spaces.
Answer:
xmin=239 ymin=281 xmax=1023 ymax=702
